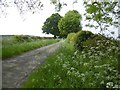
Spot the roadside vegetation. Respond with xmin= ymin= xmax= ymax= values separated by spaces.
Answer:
xmin=22 ymin=2 xmax=119 ymax=88
xmin=23 ymin=32 xmax=120 ymax=88
xmin=1 ymin=1 xmax=119 ymax=88
xmin=2 ymin=35 xmax=60 ymax=59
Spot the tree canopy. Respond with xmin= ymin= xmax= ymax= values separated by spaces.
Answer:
xmin=0 ymin=0 xmax=43 ymax=17
xmin=42 ymin=13 xmax=62 ymax=38
xmin=84 ymin=2 xmax=119 ymax=34
xmin=58 ymin=10 xmax=82 ymax=37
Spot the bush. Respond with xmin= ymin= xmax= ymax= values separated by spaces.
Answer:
xmin=67 ymin=33 xmax=77 ymax=43
xmin=82 ymin=34 xmax=120 ymax=57
xmin=74 ymin=30 xmax=94 ymax=51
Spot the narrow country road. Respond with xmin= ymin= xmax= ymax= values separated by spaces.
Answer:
xmin=2 ymin=40 xmax=64 ymax=88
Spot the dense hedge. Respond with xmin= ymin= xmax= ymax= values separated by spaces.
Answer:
xmin=74 ymin=31 xmax=119 ymax=58
xmin=74 ymin=30 xmax=94 ymax=51
xmin=82 ymin=34 xmax=119 ymax=56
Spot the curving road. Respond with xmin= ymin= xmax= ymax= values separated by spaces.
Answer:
xmin=2 ymin=40 xmax=64 ymax=88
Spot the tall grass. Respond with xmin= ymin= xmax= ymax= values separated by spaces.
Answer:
xmin=22 ymin=40 xmax=119 ymax=88
xmin=2 ymin=36 xmax=60 ymax=59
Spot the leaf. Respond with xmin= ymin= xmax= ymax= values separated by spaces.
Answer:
xmin=94 ymin=13 xmax=103 ymax=21
xmin=105 ymin=5 xmax=113 ymax=12
xmin=105 ymin=17 xmax=112 ymax=22
xmin=86 ymin=4 xmax=99 ymax=14
xmin=50 ymin=0 xmax=57 ymax=4
xmin=85 ymin=24 xmax=94 ymax=28
xmin=105 ymin=25 xmax=109 ymax=27
xmin=86 ymin=15 xmax=92 ymax=20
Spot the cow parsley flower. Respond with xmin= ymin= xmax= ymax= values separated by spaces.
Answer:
xmin=106 ymin=82 xmax=114 ymax=88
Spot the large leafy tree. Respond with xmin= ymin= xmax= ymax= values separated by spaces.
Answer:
xmin=51 ymin=0 xmax=119 ymax=36
xmin=58 ymin=10 xmax=82 ymax=37
xmin=84 ymin=2 xmax=119 ymax=34
xmin=42 ymin=13 xmax=62 ymax=38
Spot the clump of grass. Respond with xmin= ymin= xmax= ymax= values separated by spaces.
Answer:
xmin=2 ymin=35 xmax=60 ymax=59
xmin=22 ymin=40 xmax=119 ymax=88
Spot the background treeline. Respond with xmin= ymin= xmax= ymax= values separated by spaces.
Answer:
xmin=2 ymin=35 xmax=55 ymax=42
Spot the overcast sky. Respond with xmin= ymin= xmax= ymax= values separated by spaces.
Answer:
xmin=0 ymin=0 xmax=118 ymax=38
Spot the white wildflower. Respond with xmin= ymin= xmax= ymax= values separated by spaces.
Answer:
xmin=74 ymin=51 xmax=78 ymax=56
xmin=81 ymin=73 xmax=85 ymax=77
xmin=84 ymin=63 xmax=88 ymax=66
xmin=112 ymin=46 xmax=116 ymax=49
xmin=70 ymin=67 xmax=75 ymax=71
xmin=106 ymin=82 xmax=114 ymax=88
xmin=67 ymin=70 xmax=71 ymax=75
xmin=62 ymin=64 xmax=67 ymax=68
xmin=113 ymin=84 xmax=119 ymax=88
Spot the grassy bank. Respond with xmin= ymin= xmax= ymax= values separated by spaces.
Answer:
xmin=22 ymin=41 xmax=119 ymax=88
xmin=2 ymin=35 xmax=60 ymax=59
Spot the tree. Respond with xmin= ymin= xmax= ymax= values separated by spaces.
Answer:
xmin=50 ymin=0 xmax=61 ymax=12
xmin=51 ymin=0 xmax=119 ymax=36
xmin=0 ymin=0 xmax=43 ymax=17
xmin=74 ymin=30 xmax=94 ymax=51
xmin=42 ymin=13 xmax=62 ymax=38
xmin=58 ymin=10 xmax=82 ymax=37
xmin=0 ymin=0 xmax=73 ymax=16
xmin=84 ymin=2 xmax=119 ymax=34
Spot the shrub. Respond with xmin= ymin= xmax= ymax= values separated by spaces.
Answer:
xmin=67 ymin=33 xmax=77 ymax=43
xmin=74 ymin=30 xmax=94 ymax=51
xmin=82 ymin=34 xmax=120 ymax=57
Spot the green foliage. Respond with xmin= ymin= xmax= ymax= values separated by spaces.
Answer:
xmin=86 ymin=4 xmax=99 ymax=14
xmin=50 ymin=0 xmax=67 ymax=12
xmin=14 ymin=35 xmax=32 ymax=42
xmin=84 ymin=2 xmax=119 ymax=32
xmin=82 ymin=35 xmax=119 ymax=57
xmin=74 ymin=30 xmax=94 ymax=51
xmin=42 ymin=13 xmax=62 ymax=38
xmin=58 ymin=10 xmax=82 ymax=37
xmin=14 ymin=35 xmax=41 ymax=42
xmin=67 ymin=33 xmax=77 ymax=43
xmin=23 ymin=41 xmax=119 ymax=88
xmin=2 ymin=35 xmax=60 ymax=59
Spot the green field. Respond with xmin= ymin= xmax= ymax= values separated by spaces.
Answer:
xmin=1 ymin=35 xmax=60 ymax=59
xmin=23 ymin=40 xmax=120 ymax=88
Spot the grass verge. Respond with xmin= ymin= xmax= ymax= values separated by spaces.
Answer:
xmin=2 ymin=39 xmax=60 ymax=59
xmin=22 ymin=41 xmax=119 ymax=88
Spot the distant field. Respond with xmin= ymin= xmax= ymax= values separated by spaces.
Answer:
xmin=1 ymin=35 xmax=60 ymax=59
